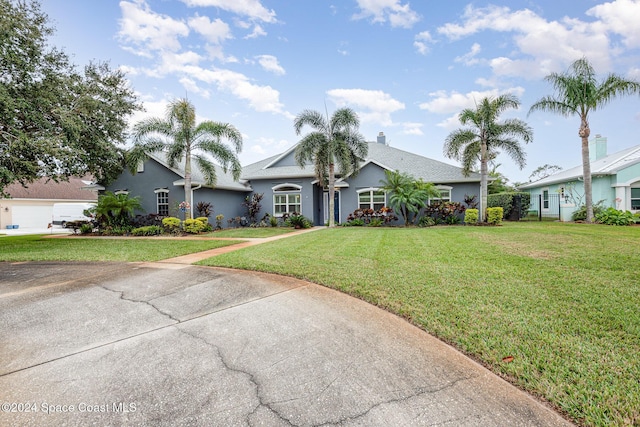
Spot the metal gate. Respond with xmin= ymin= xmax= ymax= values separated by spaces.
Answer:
xmin=525 ymin=193 xmax=561 ymax=221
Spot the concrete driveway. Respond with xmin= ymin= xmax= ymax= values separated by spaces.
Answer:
xmin=0 ymin=261 xmax=572 ymax=426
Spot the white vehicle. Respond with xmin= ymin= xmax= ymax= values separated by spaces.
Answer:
xmin=52 ymin=203 xmax=95 ymax=228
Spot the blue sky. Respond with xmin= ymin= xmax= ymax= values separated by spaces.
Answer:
xmin=42 ymin=0 xmax=640 ymax=184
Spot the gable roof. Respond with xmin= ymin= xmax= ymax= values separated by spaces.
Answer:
xmin=148 ymin=153 xmax=252 ymax=192
xmin=3 ymin=176 xmax=99 ymax=201
xmin=241 ymin=142 xmax=482 ymax=183
xmin=519 ymin=144 xmax=640 ymax=189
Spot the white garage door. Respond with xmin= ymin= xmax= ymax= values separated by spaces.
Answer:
xmin=12 ymin=206 xmax=54 ymax=229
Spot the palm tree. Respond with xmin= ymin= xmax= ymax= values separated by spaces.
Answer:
xmin=94 ymin=191 xmax=142 ymax=228
xmin=444 ymin=94 xmax=533 ymax=221
xmin=528 ymin=57 xmax=640 ymax=222
xmin=128 ymin=98 xmax=242 ymax=219
xmin=380 ymin=170 xmax=439 ymax=226
xmin=293 ymin=107 xmax=367 ymax=227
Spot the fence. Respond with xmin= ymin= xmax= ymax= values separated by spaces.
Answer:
xmin=521 ymin=193 xmax=561 ymax=221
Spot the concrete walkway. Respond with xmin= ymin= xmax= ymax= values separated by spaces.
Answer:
xmin=0 ymin=228 xmax=574 ymax=426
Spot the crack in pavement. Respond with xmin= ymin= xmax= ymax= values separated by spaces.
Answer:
xmin=315 ymin=375 xmax=477 ymax=427
xmin=98 ymin=284 xmax=182 ymax=323
xmin=177 ymin=328 xmax=297 ymax=427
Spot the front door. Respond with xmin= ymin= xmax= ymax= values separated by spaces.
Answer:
xmin=323 ymin=191 xmax=340 ymax=224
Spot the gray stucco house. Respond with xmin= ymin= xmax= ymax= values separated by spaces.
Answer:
xmin=518 ymin=136 xmax=640 ymax=221
xmin=105 ymin=133 xmax=482 ymax=226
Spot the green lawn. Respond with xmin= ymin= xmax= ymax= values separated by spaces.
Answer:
xmin=198 ymin=222 xmax=640 ymax=427
xmin=0 ymin=235 xmax=243 ymax=262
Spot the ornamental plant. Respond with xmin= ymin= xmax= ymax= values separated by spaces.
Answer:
xmin=464 ymin=209 xmax=479 ymax=225
xmin=486 ymin=207 xmax=503 ymax=225
xmin=183 ymin=218 xmax=206 ymax=234
xmin=162 ymin=217 xmax=181 ymax=233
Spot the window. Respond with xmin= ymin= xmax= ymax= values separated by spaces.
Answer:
xmin=273 ymin=184 xmax=301 ymax=216
xmin=631 ymin=188 xmax=640 ymax=210
xmin=114 ymin=189 xmax=129 ymax=196
xmin=155 ymin=189 xmax=169 ymax=216
xmin=358 ymin=189 xmax=385 ymax=210
xmin=429 ymin=186 xmax=452 ymax=204
xmin=542 ymin=189 xmax=550 ymax=209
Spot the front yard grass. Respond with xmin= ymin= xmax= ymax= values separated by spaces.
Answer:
xmin=203 ymin=227 xmax=297 ymax=238
xmin=0 ymin=235 xmax=242 ymax=262
xmin=198 ymin=222 xmax=640 ymax=427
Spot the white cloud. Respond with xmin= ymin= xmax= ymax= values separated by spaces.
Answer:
xmin=118 ymin=0 xmax=189 ymax=54
xmin=255 ymin=55 xmax=285 ymax=75
xmin=188 ymin=15 xmax=232 ymax=44
xmin=419 ymin=88 xmax=525 ymax=129
xmin=327 ymin=88 xmax=405 ymax=126
xmin=413 ymin=31 xmax=433 ymax=55
xmin=436 ymin=4 xmax=615 ymax=79
xmin=179 ymin=0 xmax=277 ymax=23
xmin=455 ymin=43 xmax=481 ymax=66
xmin=179 ymin=77 xmax=211 ymax=98
xmin=587 ymin=0 xmax=640 ymax=49
xmin=353 ymin=0 xmax=420 ymax=28
xmin=183 ymin=66 xmax=292 ymax=117
xmin=400 ymin=122 xmax=424 ymax=136
xmin=244 ymin=24 xmax=267 ymax=39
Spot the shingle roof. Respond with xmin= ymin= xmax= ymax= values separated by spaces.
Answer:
xmin=4 ymin=177 xmax=99 ymax=201
xmin=149 ymin=153 xmax=252 ymax=192
xmin=519 ymin=144 xmax=640 ymax=189
xmin=241 ymin=142 xmax=481 ymax=183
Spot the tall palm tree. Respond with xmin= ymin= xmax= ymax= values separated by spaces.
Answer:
xmin=528 ymin=57 xmax=640 ymax=222
xmin=128 ymin=98 xmax=242 ymax=219
xmin=444 ymin=94 xmax=533 ymax=221
xmin=293 ymin=107 xmax=367 ymax=227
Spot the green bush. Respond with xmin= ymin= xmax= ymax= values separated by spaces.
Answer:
xmin=571 ymin=201 xmax=605 ymax=221
xmin=269 ymin=215 xmax=278 ymax=227
xmin=464 ymin=209 xmax=479 ymax=225
xmin=343 ymin=218 xmax=365 ymax=227
xmin=183 ymin=218 xmax=206 ymax=234
xmin=131 ymin=225 xmax=164 ymax=236
xmin=417 ymin=216 xmax=436 ymax=227
xmin=162 ymin=217 xmax=182 ymax=233
xmin=487 ymin=192 xmax=531 ymax=220
xmin=195 ymin=217 xmax=209 ymax=224
xmin=285 ymin=214 xmax=312 ymax=229
xmin=367 ymin=218 xmax=384 ymax=227
xmin=487 ymin=207 xmax=503 ymax=225
xmin=595 ymin=207 xmax=635 ymax=226
xmin=79 ymin=223 xmax=94 ymax=234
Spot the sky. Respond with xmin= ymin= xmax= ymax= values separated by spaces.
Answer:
xmin=41 ymin=0 xmax=640 ymax=184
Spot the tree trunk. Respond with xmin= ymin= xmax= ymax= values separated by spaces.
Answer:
xmin=480 ymin=140 xmax=488 ymax=222
xmin=328 ymin=163 xmax=335 ymax=227
xmin=184 ymin=148 xmax=192 ymax=220
xmin=579 ymin=121 xmax=593 ymax=223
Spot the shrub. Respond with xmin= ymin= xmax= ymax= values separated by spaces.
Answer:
xmin=487 ymin=192 xmax=531 ymax=220
xmin=243 ymin=193 xmax=264 ymax=224
xmin=368 ymin=218 xmax=384 ymax=227
xmin=162 ymin=217 xmax=182 ymax=233
xmin=183 ymin=218 xmax=206 ymax=234
xmin=487 ymin=207 xmax=503 ymax=225
xmin=464 ymin=209 xmax=479 ymax=225
xmin=571 ymin=201 xmax=605 ymax=221
xmin=131 ymin=214 xmax=164 ymax=228
xmin=195 ymin=217 xmax=208 ymax=224
xmin=269 ymin=215 xmax=278 ymax=227
xmin=595 ymin=207 xmax=635 ymax=226
xmin=79 ymin=223 xmax=94 ymax=234
xmin=195 ymin=201 xmax=212 ymax=218
xmin=215 ymin=214 xmax=224 ymax=230
xmin=346 ymin=207 xmax=398 ymax=226
xmin=424 ymin=201 xmax=465 ymax=225
xmin=285 ymin=214 xmax=312 ymax=229
xmin=417 ymin=216 xmax=436 ymax=227
xmin=131 ymin=225 xmax=164 ymax=236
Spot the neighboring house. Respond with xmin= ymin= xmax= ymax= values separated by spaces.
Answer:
xmin=518 ymin=135 xmax=640 ymax=221
xmin=0 ymin=177 xmax=100 ymax=229
xmin=106 ymin=132 xmax=482 ymax=226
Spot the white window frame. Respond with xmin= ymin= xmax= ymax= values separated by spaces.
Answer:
xmin=114 ymin=189 xmax=129 ymax=196
xmin=542 ymin=188 xmax=550 ymax=210
xmin=631 ymin=186 xmax=640 ymax=210
xmin=357 ymin=188 xmax=386 ymax=210
xmin=272 ymin=183 xmax=302 ymax=217
xmin=154 ymin=189 xmax=169 ymax=216
xmin=429 ymin=186 xmax=452 ymax=204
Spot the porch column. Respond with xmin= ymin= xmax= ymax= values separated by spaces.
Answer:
xmin=614 ymin=186 xmax=627 ymax=210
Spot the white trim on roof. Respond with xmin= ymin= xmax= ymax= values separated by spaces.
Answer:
xmin=272 ymin=183 xmax=302 ymax=191
xmin=263 ymin=145 xmax=298 ymax=169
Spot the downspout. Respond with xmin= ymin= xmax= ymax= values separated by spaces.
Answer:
xmin=191 ymin=184 xmax=202 ymax=218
